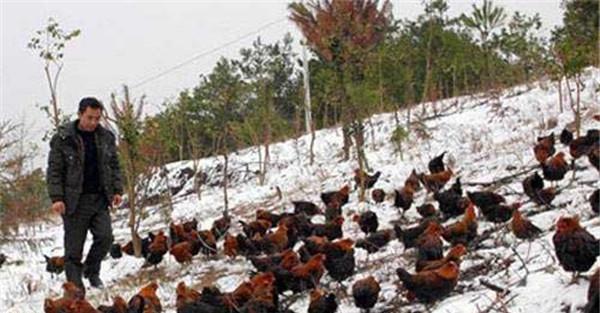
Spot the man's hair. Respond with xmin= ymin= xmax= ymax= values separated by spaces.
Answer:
xmin=78 ymin=97 xmax=104 ymax=114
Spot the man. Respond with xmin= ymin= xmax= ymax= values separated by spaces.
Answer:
xmin=46 ymin=97 xmax=123 ymax=290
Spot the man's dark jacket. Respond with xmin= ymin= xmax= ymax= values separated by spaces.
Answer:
xmin=46 ymin=120 xmax=123 ymax=214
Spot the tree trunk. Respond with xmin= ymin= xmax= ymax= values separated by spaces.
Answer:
xmin=557 ymin=77 xmax=563 ymax=113
xmin=223 ymin=152 xmax=229 ymax=216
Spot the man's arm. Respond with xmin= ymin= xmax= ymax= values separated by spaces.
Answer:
xmin=46 ymin=134 xmax=65 ymax=203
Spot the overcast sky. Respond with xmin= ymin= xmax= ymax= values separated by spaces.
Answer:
xmin=0 ymin=0 xmax=563 ymax=168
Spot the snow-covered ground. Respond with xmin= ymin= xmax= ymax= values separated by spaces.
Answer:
xmin=1 ymin=68 xmax=599 ymax=312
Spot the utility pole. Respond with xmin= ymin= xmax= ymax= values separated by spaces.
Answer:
xmin=302 ymin=44 xmax=312 ymax=134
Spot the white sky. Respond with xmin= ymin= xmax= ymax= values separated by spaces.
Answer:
xmin=0 ymin=0 xmax=563 ymax=168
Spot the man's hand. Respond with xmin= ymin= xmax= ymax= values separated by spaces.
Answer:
xmin=51 ymin=201 xmax=66 ymax=215
xmin=112 ymin=194 xmax=122 ymax=207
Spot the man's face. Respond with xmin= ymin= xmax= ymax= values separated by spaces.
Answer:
xmin=78 ymin=107 xmax=102 ymax=131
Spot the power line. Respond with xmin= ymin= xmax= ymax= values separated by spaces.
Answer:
xmin=129 ymin=17 xmax=288 ymax=90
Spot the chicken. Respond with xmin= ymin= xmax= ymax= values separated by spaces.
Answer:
xmin=396 ymin=261 xmax=459 ymax=303
xmin=428 ymin=151 xmax=447 ymax=174
xmin=442 ymin=202 xmax=478 ymax=246
xmin=419 ymin=169 xmax=454 ymax=193
xmin=553 ymin=216 xmax=599 ymax=275
xmin=234 ymin=234 xmax=261 ymax=257
xmin=371 ymin=189 xmax=385 ymax=203
xmin=223 ymin=234 xmax=239 ymax=258
xmin=308 ymin=289 xmax=338 ymax=313
xmin=255 ymin=209 xmax=284 ymax=226
xmin=394 ymin=217 xmax=439 ymax=250
xmin=353 ymin=210 xmax=379 ymax=235
xmin=404 ymin=169 xmax=422 ymax=191
xmin=249 ymin=249 xmax=297 ymax=272
xmin=239 ymin=219 xmax=272 ymax=239
xmin=533 ymin=133 xmax=555 ymax=163
xmin=311 ymin=216 xmax=345 ymax=240
xmin=356 ymin=229 xmax=394 ymax=254
xmin=522 ymin=172 xmax=556 ymax=205
xmin=584 ymin=268 xmax=599 ymax=313
xmin=290 ymin=253 xmax=327 ymax=290
xmin=417 ymin=244 xmax=467 ymax=272
xmin=590 ymin=189 xmax=599 ymax=213
xmin=146 ymin=230 xmax=169 ymax=267
xmin=354 ymin=169 xmax=382 ymax=190
xmin=320 ymin=185 xmax=350 ymax=209
xmin=109 ymin=243 xmax=123 ymax=259
xmin=394 ymin=185 xmax=415 ymax=213
xmin=44 ymin=282 xmax=87 ymax=313
xmin=130 ymin=282 xmax=161 ymax=313
xmin=183 ymin=218 xmax=198 ymax=233
xmin=416 ymin=223 xmax=444 ymax=262
xmin=175 ymin=282 xmax=201 ymax=310
xmin=417 ymin=203 xmax=437 ymax=218
xmin=352 ymin=276 xmax=380 ymax=312
xmin=542 ymin=152 xmax=570 ymax=182
xmin=210 ymin=214 xmax=231 ymax=240
xmin=434 ymin=178 xmax=468 ymax=218
xmin=241 ymin=272 xmax=277 ymax=313
xmin=44 ymin=255 xmax=65 ymax=275
xmin=97 ymin=296 xmax=127 ymax=313
xmin=510 ymin=209 xmax=542 ymax=240
xmin=467 ymin=191 xmax=505 ymax=210
xmin=0 ymin=253 xmax=5 ymax=269
xmin=323 ymin=239 xmax=355 ymax=283
xmin=560 ymin=128 xmax=573 ymax=146
xmin=292 ymin=201 xmax=322 ymax=216
xmin=480 ymin=202 xmax=522 ymax=223
xmin=123 ymin=233 xmax=154 ymax=257
xmin=569 ymin=129 xmax=599 ymax=159
xmin=177 ymin=286 xmax=227 ymax=313
xmin=262 ymin=223 xmax=289 ymax=253
xmin=169 ymin=241 xmax=197 ymax=264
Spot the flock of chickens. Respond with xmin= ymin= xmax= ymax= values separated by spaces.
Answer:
xmin=41 ymin=126 xmax=599 ymax=313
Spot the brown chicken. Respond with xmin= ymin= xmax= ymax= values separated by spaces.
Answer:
xmin=416 ymin=223 xmax=445 ymax=262
xmin=129 ymin=282 xmax=162 ymax=313
xmin=311 ymin=216 xmax=345 ymax=240
xmin=442 ymin=202 xmax=478 ymax=246
xmin=291 ymin=253 xmax=327 ymax=290
xmin=570 ymin=129 xmax=599 ymax=159
xmin=481 ymin=202 xmax=522 ymax=223
xmin=292 ymin=201 xmax=322 ymax=216
xmin=321 ymin=185 xmax=350 ymax=210
xmin=510 ymin=209 xmax=542 ymax=240
xmin=210 ymin=214 xmax=231 ymax=240
xmin=542 ymin=152 xmax=570 ymax=182
xmin=223 ymin=234 xmax=239 ymax=258
xmin=44 ymin=282 xmax=87 ymax=313
xmin=397 ymin=261 xmax=460 ymax=303
xmin=417 ymin=203 xmax=438 ymax=218
xmin=534 ymin=133 xmax=555 ymax=163
xmin=590 ymin=189 xmax=599 ymax=213
xmin=255 ymin=209 xmax=283 ymax=226
xmin=323 ymin=238 xmax=356 ymax=283
xmin=589 ymin=142 xmax=599 ymax=171
xmin=394 ymin=217 xmax=439 ymax=250
xmin=428 ymin=151 xmax=447 ymax=174
xmin=146 ymin=230 xmax=169 ymax=267
xmin=585 ymin=268 xmax=599 ymax=313
xmin=404 ymin=169 xmax=422 ymax=191
xmin=371 ymin=189 xmax=386 ymax=203
xmin=553 ymin=216 xmax=599 ymax=275
xmin=354 ymin=169 xmax=382 ymax=190
xmin=394 ymin=185 xmax=415 ymax=213
xmin=175 ymin=281 xmax=201 ymax=309
xmin=352 ymin=276 xmax=380 ymax=312
xmin=417 ymin=244 xmax=467 ymax=272
xmin=467 ymin=191 xmax=506 ymax=210
xmin=419 ymin=169 xmax=454 ymax=193
xmin=241 ymin=272 xmax=277 ymax=313
xmin=522 ymin=172 xmax=556 ymax=205
xmin=353 ymin=210 xmax=379 ymax=235
xmin=356 ymin=229 xmax=394 ymax=254
xmin=197 ymin=230 xmax=217 ymax=256
xmin=182 ymin=218 xmax=198 ymax=233
xmin=239 ymin=219 xmax=272 ymax=239
xmin=262 ymin=223 xmax=289 ymax=253
xmin=169 ymin=240 xmax=197 ymax=264
xmin=97 ymin=296 xmax=127 ymax=313
xmin=308 ymin=289 xmax=338 ymax=313
xmin=44 ymin=255 xmax=65 ymax=275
